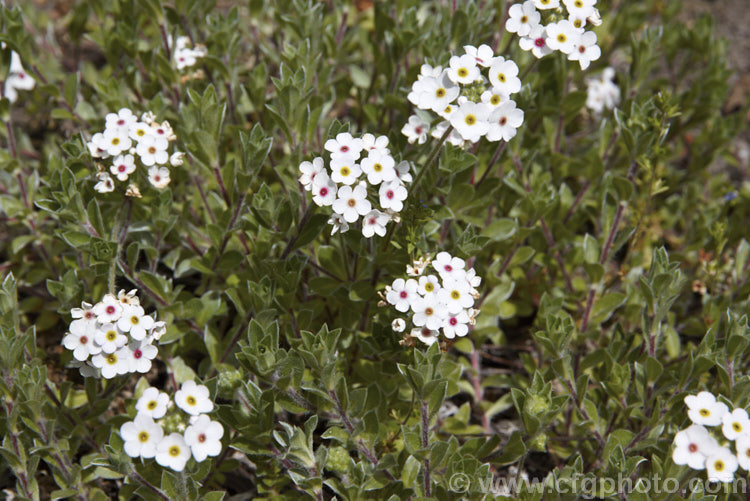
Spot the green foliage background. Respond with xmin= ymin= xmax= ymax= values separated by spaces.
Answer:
xmin=1 ymin=0 xmax=749 ymax=499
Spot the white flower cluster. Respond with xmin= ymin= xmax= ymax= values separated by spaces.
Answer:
xmin=62 ymin=290 xmax=164 ymax=379
xmin=672 ymin=391 xmax=750 ymax=483
xmin=403 ymin=44 xmax=525 ymax=147
xmin=3 ymin=50 xmax=35 ymax=103
xmin=299 ymin=132 xmax=413 ymax=237
xmin=507 ymin=0 xmax=602 ymax=69
xmin=172 ymin=36 xmax=207 ymax=71
xmin=585 ymin=67 xmax=620 ymax=114
xmin=119 ymin=381 xmax=224 ymax=472
xmin=87 ymin=108 xmax=185 ymax=194
xmin=384 ymin=252 xmax=481 ymax=346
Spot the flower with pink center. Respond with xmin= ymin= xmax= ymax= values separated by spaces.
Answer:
xmin=395 ymin=161 xmax=413 ymax=184
xmin=94 ymin=294 xmax=123 ymax=323
xmin=568 ymin=31 xmax=601 ymax=70
xmin=299 ymin=157 xmax=325 ymax=191
xmin=401 ymin=115 xmax=430 ymax=145
xmin=63 ymin=320 xmax=102 ymax=361
xmin=105 ymin=108 xmax=137 ymax=130
xmin=110 ymin=154 xmax=136 ymax=181
xmin=442 ymin=310 xmax=470 ymax=338
xmin=148 ymin=166 xmax=171 ymax=189
xmin=463 ymin=44 xmax=498 ymax=67
xmin=410 ymin=327 xmax=439 ymax=346
xmin=520 ymin=25 xmax=553 ymax=59
xmin=312 ymin=173 xmax=337 ymax=207
xmin=432 ymin=252 xmax=466 ymax=281
xmin=379 ymin=181 xmax=408 ymax=212
xmin=361 ymin=209 xmax=390 ymax=238
xmin=325 ymin=132 xmax=365 ymax=161
xmin=128 ymin=340 xmax=158 ymax=373
xmin=185 ymin=415 xmax=224 ymax=462
xmin=386 ymin=278 xmax=418 ymax=312
xmin=361 ymin=133 xmax=390 ymax=155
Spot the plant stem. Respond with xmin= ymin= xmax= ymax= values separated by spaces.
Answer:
xmin=421 ymin=400 xmax=431 ymax=497
xmin=411 ymin=125 xmax=453 ymax=193
xmin=281 ymin=205 xmax=314 ymax=259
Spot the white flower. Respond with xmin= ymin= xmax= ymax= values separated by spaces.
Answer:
xmin=299 ymin=157 xmax=325 ymax=191
xmin=106 ymin=108 xmax=137 ymax=130
xmin=150 ymin=122 xmax=174 ymax=142
xmin=332 ymin=184 xmax=371 ymax=223
xmin=94 ymin=323 xmax=128 ymax=354
xmin=109 ymin=154 xmax=136 ymax=182
xmin=563 ymin=0 xmax=596 ymax=18
xmin=386 ymin=278 xmax=419 ymax=312
xmin=91 ymin=348 xmax=131 ymax=379
xmin=135 ymin=135 xmax=169 ymax=166
xmin=673 ymin=425 xmax=718 ymax=470
xmin=463 ymin=44 xmax=496 ymax=67
xmin=410 ymin=327 xmax=439 ymax=346
xmin=361 ymin=133 xmax=389 ymax=154
xmin=586 ymin=69 xmax=620 ymax=113
xmin=520 ymin=25 xmax=553 ymax=58
xmin=155 ymin=433 xmax=192 ymax=471
xmin=379 ymin=181 xmax=408 ymax=212
xmin=361 ymin=151 xmax=396 ymax=185
xmin=175 ymin=47 xmax=205 ymax=70
xmin=706 ymin=447 xmax=738 ymax=483
xmin=450 ymin=102 xmax=491 ymax=143
xmin=465 ymin=268 xmax=482 ymax=289
xmin=117 ymin=289 xmax=140 ymax=307
xmin=117 ymin=305 xmax=155 ymax=341
xmin=325 ymin=132 xmax=364 ymax=161
xmin=438 ymin=279 xmax=475 ymax=314
xmin=442 ymin=311 xmax=470 ymax=338
xmin=128 ymin=122 xmax=151 ymax=142
xmin=148 ymin=166 xmax=171 ymax=189
xmin=128 ymin=340 xmax=158 ymax=373
xmin=419 ymin=73 xmax=460 ymax=113
xmin=418 ymin=63 xmax=443 ymax=79
xmin=546 ymin=20 xmax=581 ymax=54
xmin=175 ymin=380 xmax=213 ymax=415
xmin=391 ymin=318 xmax=406 ymax=333
xmin=120 ymin=414 xmax=163 ymax=459
xmin=141 ymin=111 xmax=156 ymax=125
xmin=63 ymin=322 xmax=101 ymax=361
xmin=723 ymin=408 xmax=750 ymax=441
xmin=506 ymin=1 xmax=541 ymax=37
xmin=4 ymin=52 xmax=35 ymax=104
xmin=362 ymin=210 xmax=390 ymax=238
xmin=534 ymin=0 xmax=559 ymax=9
xmin=412 ymin=294 xmax=446 ymax=331
xmin=432 ymin=252 xmax=467 ymax=281
xmin=395 ymin=161 xmax=413 ymax=184
xmin=489 ymin=59 xmax=521 ymax=95
xmin=328 ymin=213 xmax=349 ymax=235
xmin=184 ymin=415 xmax=224 ymax=462
xmin=169 ymin=151 xmax=185 ymax=166
xmin=486 ymin=101 xmax=524 ymax=142
xmin=330 ymin=157 xmax=362 ymax=185
xmin=417 ymin=275 xmax=441 ymax=296
xmin=94 ymin=172 xmax=115 ymax=193
xmin=88 ymin=137 xmax=107 ymax=159
xmin=136 ymin=387 xmax=170 ymax=419
xmin=311 ymin=172 xmax=337 ymax=207
xmin=97 ymin=127 xmax=132 ymax=157
xmin=94 ymin=295 xmax=123 ymax=323
xmin=148 ymin=321 xmax=167 ymax=342
xmin=736 ymin=435 xmax=750 ymax=470
xmin=401 ymin=115 xmax=430 ymax=145
xmin=437 ymin=103 xmax=457 ymax=120
xmin=481 ymin=89 xmax=510 ymax=109
xmin=685 ymin=392 xmax=729 ymax=426
xmin=447 ymin=54 xmax=481 ymax=85
xmin=71 ymin=302 xmax=96 ymax=320
xmin=568 ymin=31 xmax=601 ymax=70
